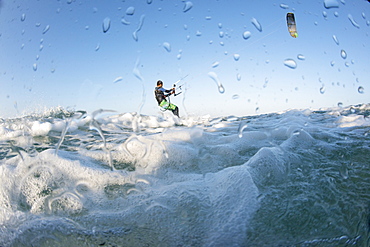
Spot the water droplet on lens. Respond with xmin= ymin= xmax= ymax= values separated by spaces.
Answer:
xmin=131 ymin=66 xmax=143 ymax=91
xmin=126 ymin=6 xmax=135 ymax=15
xmin=284 ymin=59 xmax=297 ymax=69
xmin=21 ymin=13 xmax=26 ymax=22
xmin=218 ymin=84 xmax=225 ymax=93
xmin=183 ymin=1 xmax=193 ymax=13
xmin=42 ymin=25 xmax=50 ymax=34
xmin=280 ymin=4 xmax=289 ymax=9
xmin=251 ymin=18 xmax=262 ymax=32
xmin=320 ymin=86 xmax=325 ymax=94
xmin=323 ymin=11 xmax=328 ymax=19
xmin=132 ymin=15 xmax=145 ymax=41
xmin=242 ymin=31 xmax=251 ymax=40
xmin=324 ymin=0 xmax=339 ymax=9
xmin=330 ymin=61 xmax=335 ymax=66
xmin=163 ymin=42 xmax=171 ymax=52
xmin=297 ymin=54 xmax=305 ymax=60
xmin=95 ymin=43 xmax=100 ymax=51
xmin=332 ymin=35 xmax=339 ymax=45
xmin=238 ymin=122 xmax=248 ymax=138
xmin=348 ymin=14 xmax=360 ymax=28
xmin=212 ymin=62 xmax=219 ymax=68
xmin=358 ymin=86 xmax=364 ymax=94
xmin=232 ymin=94 xmax=239 ymax=100
xmin=208 ymin=72 xmax=225 ymax=94
xmin=233 ymin=54 xmax=240 ymax=61
xmin=113 ymin=77 xmax=123 ymax=83
xmin=340 ymin=49 xmax=347 ymax=59
xmin=33 ymin=63 xmax=37 ymax=71
xmin=337 ymin=102 xmax=343 ymax=107
xmin=102 ymin=17 xmax=111 ymax=33
xmin=255 ymin=107 xmax=260 ymax=114
xmin=237 ymin=73 xmax=241 ymax=81
xmin=121 ymin=18 xmax=130 ymax=25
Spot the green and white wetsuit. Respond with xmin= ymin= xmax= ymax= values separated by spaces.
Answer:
xmin=154 ymin=86 xmax=179 ymax=117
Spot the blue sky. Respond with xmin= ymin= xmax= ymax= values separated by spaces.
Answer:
xmin=0 ymin=0 xmax=369 ymax=118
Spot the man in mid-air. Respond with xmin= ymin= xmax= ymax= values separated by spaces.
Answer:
xmin=154 ymin=80 xmax=179 ymax=117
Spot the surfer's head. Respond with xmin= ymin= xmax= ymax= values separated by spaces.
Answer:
xmin=157 ymin=80 xmax=163 ymax=87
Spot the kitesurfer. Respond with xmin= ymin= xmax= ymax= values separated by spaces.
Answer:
xmin=154 ymin=80 xmax=179 ymax=117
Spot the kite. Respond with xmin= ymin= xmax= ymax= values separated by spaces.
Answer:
xmin=286 ymin=13 xmax=298 ymax=38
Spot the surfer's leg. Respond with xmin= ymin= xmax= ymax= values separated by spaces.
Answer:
xmin=172 ymin=106 xmax=179 ymax=117
xmin=167 ymin=103 xmax=179 ymax=117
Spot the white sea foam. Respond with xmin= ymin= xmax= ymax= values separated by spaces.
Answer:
xmin=337 ymin=114 xmax=370 ymax=128
xmin=30 ymin=121 xmax=53 ymax=136
xmin=0 ymin=104 xmax=369 ymax=246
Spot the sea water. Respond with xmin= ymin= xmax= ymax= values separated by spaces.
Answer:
xmin=0 ymin=104 xmax=369 ymax=246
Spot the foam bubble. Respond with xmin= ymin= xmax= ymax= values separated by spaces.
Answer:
xmin=31 ymin=121 xmax=53 ymax=136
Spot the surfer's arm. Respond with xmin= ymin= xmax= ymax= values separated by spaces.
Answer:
xmin=163 ymin=88 xmax=175 ymax=97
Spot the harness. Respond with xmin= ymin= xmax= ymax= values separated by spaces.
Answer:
xmin=154 ymin=87 xmax=171 ymax=105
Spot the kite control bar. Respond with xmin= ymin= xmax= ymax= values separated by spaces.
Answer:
xmin=172 ymin=74 xmax=188 ymax=96
xmin=172 ymin=83 xmax=183 ymax=96
xmin=164 ymin=74 xmax=187 ymax=98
